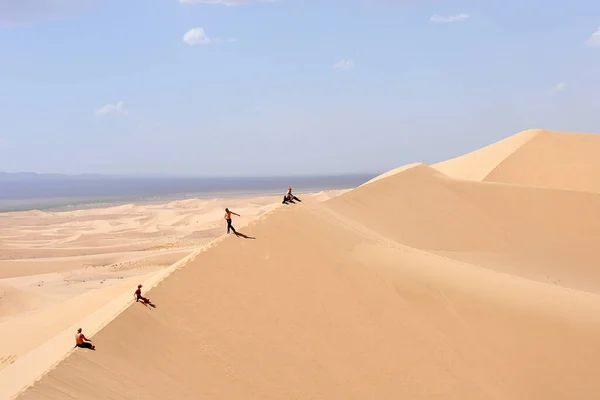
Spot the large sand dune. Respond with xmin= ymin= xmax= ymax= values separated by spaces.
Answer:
xmin=0 ymin=192 xmax=343 ymax=379
xmin=434 ymin=129 xmax=600 ymax=192
xmin=6 ymin=129 xmax=600 ymax=399
xmin=328 ymin=163 xmax=600 ymax=293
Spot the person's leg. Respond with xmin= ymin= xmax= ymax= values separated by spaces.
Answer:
xmin=227 ymin=219 xmax=236 ymax=234
xmin=293 ymin=196 xmax=301 ymax=202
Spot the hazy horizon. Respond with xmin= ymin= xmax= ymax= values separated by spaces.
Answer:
xmin=0 ymin=173 xmax=374 ymax=212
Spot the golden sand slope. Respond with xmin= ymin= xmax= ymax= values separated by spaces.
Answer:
xmin=0 ymin=192 xmax=344 ymax=379
xmin=328 ymin=163 xmax=600 ymax=293
xmin=434 ymin=129 xmax=600 ymax=192
xmin=12 ymin=129 xmax=600 ymax=399
xmin=0 ymin=195 xmax=278 ymax=371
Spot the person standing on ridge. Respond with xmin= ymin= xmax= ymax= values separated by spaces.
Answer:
xmin=224 ymin=208 xmax=240 ymax=234
xmin=75 ymin=328 xmax=95 ymax=350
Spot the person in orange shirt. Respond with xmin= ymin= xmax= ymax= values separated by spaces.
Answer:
xmin=224 ymin=208 xmax=240 ymax=234
xmin=75 ymin=328 xmax=95 ymax=350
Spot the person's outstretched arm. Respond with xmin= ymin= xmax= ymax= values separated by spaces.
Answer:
xmin=233 ymin=212 xmax=240 ymax=216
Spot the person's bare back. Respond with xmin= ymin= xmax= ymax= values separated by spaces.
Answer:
xmin=75 ymin=328 xmax=95 ymax=350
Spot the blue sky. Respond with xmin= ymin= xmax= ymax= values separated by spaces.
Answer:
xmin=1 ymin=0 xmax=600 ymax=176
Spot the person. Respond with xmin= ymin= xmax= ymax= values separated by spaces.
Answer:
xmin=75 ymin=328 xmax=95 ymax=350
xmin=282 ymin=186 xmax=302 ymax=204
xmin=224 ymin=208 xmax=240 ymax=234
xmin=134 ymin=284 xmax=151 ymax=304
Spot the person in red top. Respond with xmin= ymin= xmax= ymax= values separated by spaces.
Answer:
xmin=135 ymin=284 xmax=151 ymax=304
xmin=75 ymin=328 xmax=95 ymax=350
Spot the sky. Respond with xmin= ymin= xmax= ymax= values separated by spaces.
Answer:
xmin=1 ymin=0 xmax=600 ymax=176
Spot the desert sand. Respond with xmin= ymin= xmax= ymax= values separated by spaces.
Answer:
xmin=4 ymin=129 xmax=600 ymax=399
xmin=0 ymin=191 xmax=343 ymax=391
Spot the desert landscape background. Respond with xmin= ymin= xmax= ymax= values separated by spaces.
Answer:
xmin=0 ymin=191 xmax=343 ymax=390
xmin=3 ymin=129 xmax=600 ymax=399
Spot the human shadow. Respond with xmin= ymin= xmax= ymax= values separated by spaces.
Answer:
xmin=235 ymin=232 xmax=256 ymax=240
xmin=137 ymin=299 xmax=157 ymax=309
xmin=74 ymin=342 xmax=96 ymax=351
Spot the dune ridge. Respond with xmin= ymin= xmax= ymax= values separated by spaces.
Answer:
xmin=7 ymin=129 xmax=600 ymax=399
xmin=434 ymin=129 xmax=600 ymax=192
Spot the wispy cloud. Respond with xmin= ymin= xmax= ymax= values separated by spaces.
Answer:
xmin=178 ymin=0 xmax=277 ymax=5
xmin=585 ymin=27 xmax=600 ymax=47
xmin=332 ymin=60 xmax=355 ymax=70
xmin=183 ymin=28 xmax=237 ymax=45
xmin=94 ymin=101 xmax=129 ymax=117
xmin=429 ymin=13 xmax=469 ymax=23
xmin=552 ymin=83 xmax=568 ymax=92
xmin=183 ymin=28 xmax=211 ymax=45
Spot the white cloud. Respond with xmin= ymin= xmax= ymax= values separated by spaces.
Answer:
xmin=332 ymin=60 xmax=355 ymax=70
xmin=552 ymin=83 xmax=568 ymax=92
xmin=429 ymin=13 xmax=469 ymax=23
xmin=585 ymin=27 xmax=600 ymax=47
xmin=183 ymin=28 xmax=211 ymax=45
xmin=178 ymin=0 xmax=276 ymax=5
xmin=94 ymin=101 xmax=129 ymax=117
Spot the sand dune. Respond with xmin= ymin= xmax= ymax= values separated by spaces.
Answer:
xmin=431 ymin=129 xmax=541 ymax=181
xmin=434 ymin=129 xmax=600 ymax=192
xmin=6 ymin=129 xmax=600 ymax=399
xmin=327 ymin=163 xmax=600 ymax=293
xmin=0 ymin=284 xmax=46 ymax=318
xmin=0 ymin=191 xmax=344 ymax=381
xmin=15 ymin=197 xmax=600 ymax=399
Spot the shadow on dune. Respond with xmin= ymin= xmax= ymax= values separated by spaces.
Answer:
xmin=73 ymin=343 xmax=96 ymax=352
xmin=137 ymin=300 xmax=157 ymax=309
xmin=234 ymin=232 xmax=255 ymax=240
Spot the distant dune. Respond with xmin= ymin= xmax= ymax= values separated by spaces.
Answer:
xmin=434 ymin=128 xmax=600 ymax=192
xmin=7 ymin=129 xmax=600 ymax=399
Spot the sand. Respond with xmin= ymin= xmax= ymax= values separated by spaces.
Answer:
xmin=0 ymin=191 xmax=343 ymax=391
xmin=4 ymin=129 xmax=600 ymax=399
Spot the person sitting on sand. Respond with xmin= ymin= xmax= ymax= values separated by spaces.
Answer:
xmin=75 ymin=328 xmax=95 ymax=350
xmin=224 ymin=208 xmax=240 ymax=234
xmin=135 ymin=284 xmax=151 ymax=304
xmin=282 ymin=186 xmax=302 ymax=204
